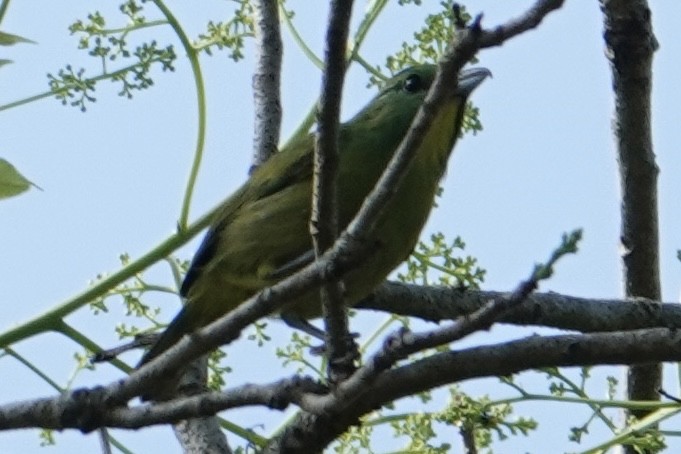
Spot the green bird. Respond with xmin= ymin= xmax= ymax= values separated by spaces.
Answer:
xmin=138 ymin=64 xmax=489 ymax=369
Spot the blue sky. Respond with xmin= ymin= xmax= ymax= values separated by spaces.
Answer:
xmin=1 ymin=1 xmax=680 ymax=452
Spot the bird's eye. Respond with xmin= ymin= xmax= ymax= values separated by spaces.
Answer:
xmin=403 ymin=74 xmax=421 ymax=93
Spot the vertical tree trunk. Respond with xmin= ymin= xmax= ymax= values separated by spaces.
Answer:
xmin=600 ymin=1 xmax=660 ymax=452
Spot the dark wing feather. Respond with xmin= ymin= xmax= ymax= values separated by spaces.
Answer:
xmin=179 ymin=225 xmax=222 ymax=298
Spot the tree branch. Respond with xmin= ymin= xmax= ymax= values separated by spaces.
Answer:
xmin=0 ymin=377 xmax=324 ymax=431
xmin=269 ymin=328 xmax=681 ymax=452
xmin=600 ymin=0 xmax=660 ymax=430
xmin=170 ymin=356 xmax=230 ymax=454
xmin=359 ymin=282 xmax=680 ymax=333
xmin=313 ymin=0 xmax=357 ymax=382
xmin=478 ymin=0 xmax=564 ymax=48
xmin=251 ymin=0 xmax=283 ymax=169
xmin=2 ymin=328 xmax=678 ymax=435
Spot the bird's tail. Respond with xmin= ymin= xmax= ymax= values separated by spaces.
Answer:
xmin=137 ymin=306 xmax=195 ymax=367
xmin=136 ymin=307 xmax=201 ymax=401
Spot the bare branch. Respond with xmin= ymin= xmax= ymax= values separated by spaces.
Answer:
xmin=251 ymin=0 xmax=283 ymax=169
xmin=478 ymin=0 xmax=565 ymax=48
xmin=396 ymin=231 xmax=579 ymax=352
xmin=170 ymin=355 xmax=229 ymax=454
xmin=0 ymin=377 xmax=324 ymax=431
xmin=270 ymin=328 xmax=681 ymax=452
xmin=173 ymin=417 xmax=232 ymax=454
xmin=600 ymin=0 xmax=660 ymax=426
xmin=313 ymin=0 xmax=357 ymax=383
xmin=4 ymin=327 xmax=679 ymax=436
xmin=360 ymin=282 xmax=680 ymax=333
xmin=2 ymin=328 xmax=679 ymax=434
xmin=353 ymin=328 xmax=681 ymax=410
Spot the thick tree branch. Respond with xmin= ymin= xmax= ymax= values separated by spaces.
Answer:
xmin=267 ymin=328 xmax=681 ymax=452
xmin=343 ymin=328 xmax=681 ymax=412
xmin=360 ymin=282 xmax=681 ymax=332
xmin=600 ymin=0 xmax=660 ymax=429
xmin=0 ymin=377 xmax=325 ymax=431
xmin=4 ymin=328 xmax=678 ymax=435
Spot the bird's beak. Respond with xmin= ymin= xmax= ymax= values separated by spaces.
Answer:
xmin=456 ymin=67 xmax=492 ymax=96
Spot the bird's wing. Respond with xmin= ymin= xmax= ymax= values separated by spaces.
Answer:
xmin=180 ymin=225 xmax=221 ymax=297
xmin=180 ymin=134 xmax=315 ymax=298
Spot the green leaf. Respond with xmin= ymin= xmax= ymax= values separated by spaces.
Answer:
xmin=0 ymin=158 xmax=40 ymax=200
xmin=0 ymin=30 xmax=36 ymax=46
xmin=0 ymin=59 xmax=12 ymax=67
